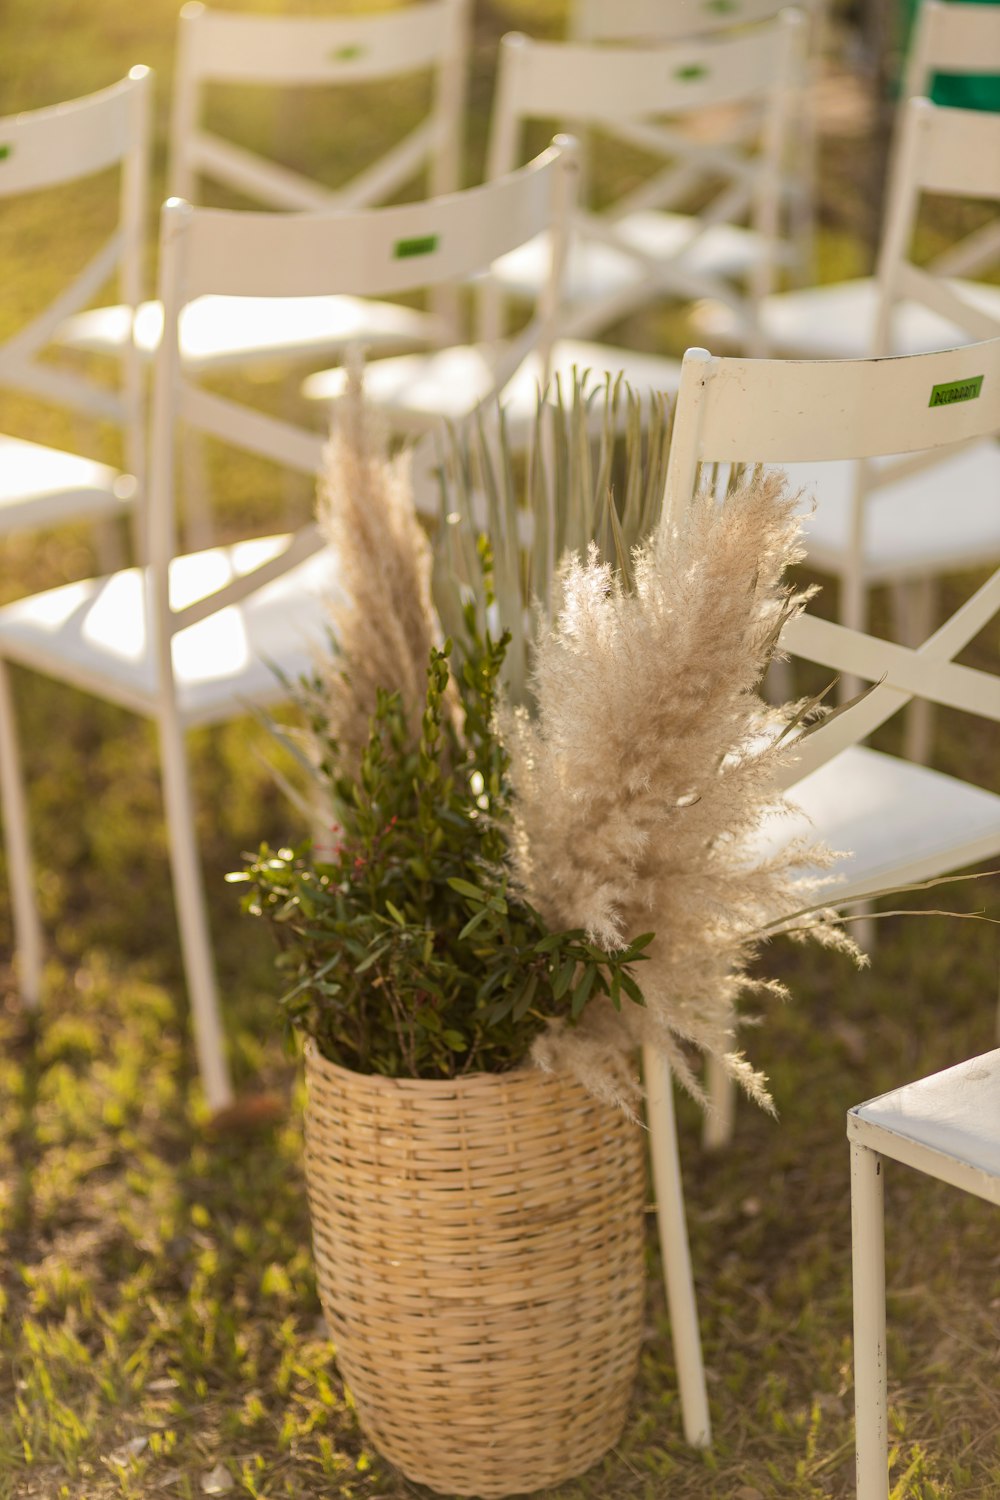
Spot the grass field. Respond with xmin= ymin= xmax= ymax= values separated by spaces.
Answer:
xmin=2 ymin=2 xmax=999 ymax=1497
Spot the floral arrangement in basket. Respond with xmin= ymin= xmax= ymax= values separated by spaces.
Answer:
xmin=234 ymin=374 xmax=858 ymax=1113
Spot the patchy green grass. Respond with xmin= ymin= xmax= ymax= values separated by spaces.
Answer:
xmin=3 ymin=880 xmax=1000 ymax=1500
xmin=2 ymin=1 xmax=1000 ymax=1497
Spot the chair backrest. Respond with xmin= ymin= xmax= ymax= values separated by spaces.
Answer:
xmin=871 ymin=97 xmax=1000 ymax=352
xmin=664 ymin=336 xmax=1000 ymax=499
xmin=481 ymin=13 xmax=806 ymax=349
xmin=170 ymin=0 xmax=469 ymax=211
xmin=169 ymin=0 xmax=471 ymax=332
xmin=0 ymin=67 xmax=151 ymax=485
xmin=146 ymin=138 xmax=578 ymax=666
xmin=662 ymin=337 xmax=1000 ymax=788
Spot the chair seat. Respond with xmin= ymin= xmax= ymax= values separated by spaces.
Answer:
xmin=694 ymin=276 xmax=1000 ymax=357
xmin=489 ymin=233 xmax=644 ymax=305
xmin=779 ymin=439 xmax=1000 ymax=581
xmin=615 ymin=210 xmax=776 ymax=276
xmin=849 ymin=1049 xmax=1000 ymax=1203
xmin=301 ymin=338 xmax=683 ymax=430
xmin=0 ymin=435 xmax=132 ymax=535
xmin=56 ymin=296 xmax=444 ymax=374
xmin=0 ymin=536 xmax=340 ymax=727
xmin=769 ymin=744 xmax=1000 ymax=902
xmin=488 ymin=212 xmax=773 ymax=308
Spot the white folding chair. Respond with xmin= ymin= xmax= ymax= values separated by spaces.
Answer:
xmin=0 ymin=140 xmax=577 ymax=1114
xmin=697 ymin=8 xmax=1000 ymax=358
xmin=654 ymin=340 xmax=1000 ymax=1152
xmin=0 ymin=69 xmax=150 ymax=549
xmin=55 ymin=0 xmax=471 ymax=377
xmin=302 ymin=13 xmax=804 ymax=431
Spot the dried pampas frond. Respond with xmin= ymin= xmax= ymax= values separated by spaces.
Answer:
xmin=308 ymin=372 xmax=444 ymax=789
xmin=505 ymin=468 xmax=859 ymax=1112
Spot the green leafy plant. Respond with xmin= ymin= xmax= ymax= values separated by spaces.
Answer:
xmin=233 ymin=571 xmax=652 ymax=1080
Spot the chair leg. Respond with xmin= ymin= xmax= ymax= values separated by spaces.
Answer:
xmin=764 ymin=653 xmax=794 ymax=706
xmin=156 ymin=709 xmax=233 ymax=1113
xmin=702 ymin=1051 xmax=736 ymax=1152
xmin=0 ymin=658 xmax=44 ymax=1006
xmin=181 ymin=429 xmax=214 ymax=554
xmin=839 ymin=570 xmax=867 ymax=706
xmin=890 ymin=577 xmax=934 ymax=766
xmin=851 ymin=1141 xmax=888 ymax=1500
xmin=643 ymin=1044 xmax=712 ymax=1449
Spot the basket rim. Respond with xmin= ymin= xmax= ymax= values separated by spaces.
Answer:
xmin=303 ymin=1038 xmax=592 ymax=1100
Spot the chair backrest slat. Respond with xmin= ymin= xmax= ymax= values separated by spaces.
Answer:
xmin=178 ymin=142 xmax=572 ymax=302
xmin=496 ymin=25 xmax=793 ymax=123
xmin=666 ymin=337 xmax=1000 ymax=473
xmin=910 ymin=100 xmax=1000 ymax=201
xmin=572 ymin=0 xmax=822 ymax=43
xmin=178 ymin=1 xmax=460 ymax=85
xmin=0 ymin=72 xmax=143 ymax=197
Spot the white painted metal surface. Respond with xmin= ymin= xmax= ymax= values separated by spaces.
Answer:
xmin=848 ymin=1050 xmax=1000 ymax=1496
xmin=0 ymin=143 xmax=577 ymax=1115
xmin=0 ymin=69 xmax=150 ymax=542
xmin=850 ymin=1050 xmax=1000 ymax=1202
xmin=56 ymin=0 xmax=471 ymax=371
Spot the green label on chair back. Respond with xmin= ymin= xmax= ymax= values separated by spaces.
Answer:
xmin=675 ymin=64 xmax=709 ymax=82
xmin=929 ymin=375 xmax=984 ymax=407
xmin=0 ymin=144 xmax=11 ymax=160
xmin=393 ymin=233 xmax=439 ymax=260
xmin=330 ymin=44 xmax=364 ymax=62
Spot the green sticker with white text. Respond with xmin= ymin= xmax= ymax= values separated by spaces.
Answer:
xmin=331 ymin=44 xmax=364 ymax=62
xmin=393 ymin=234 xmax=439 ymax=260
xmin=0 ymin=145 xmax=11 ymax=160
xmin=675 ymin=64 xmax=708 ymax=81
xmin=928 ymin=375 xmax=984 ymax=408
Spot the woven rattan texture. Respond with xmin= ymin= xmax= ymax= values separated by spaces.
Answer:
xmin=304 ymin=1043 xmax=646 ymax=1498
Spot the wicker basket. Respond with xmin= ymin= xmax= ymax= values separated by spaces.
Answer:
xmin=303 ymin=1041 xmax=646 ymax=1498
